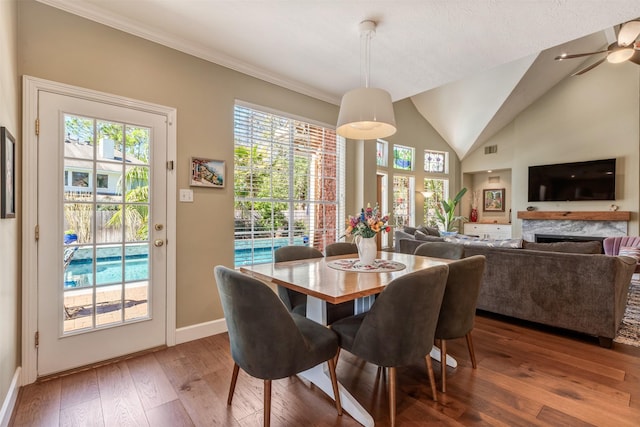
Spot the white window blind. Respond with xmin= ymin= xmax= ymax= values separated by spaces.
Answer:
xmin=233 ymin=103 xmax=345 ymax=266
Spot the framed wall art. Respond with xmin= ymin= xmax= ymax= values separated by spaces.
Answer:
xmin=1 ymin=127 xmax=15 ymax=218
xmin=190 ymin=157 xmax=225 ymax=188
xmin=483 ymin=188 xmax=505 ymax=212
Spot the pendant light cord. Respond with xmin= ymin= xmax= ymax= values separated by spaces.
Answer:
xmin=360 ymin=22 xmax=375 ymax=89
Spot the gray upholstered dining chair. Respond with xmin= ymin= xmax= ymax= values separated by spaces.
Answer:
xmin=434 ymin=255 xmax=486 ymax=393
xmin=275 ymin=245 xmax=353 ymax=324
xmin=274 ymin=246 xmax=324 ymax=315
xmin=213 ymin=266 xmax=342 ymax=427
xmin=414 ymin=241 xmax=465 ymax=260
xmin=330 ymin=264 xmax=449 ymax=427
xmin=325 ymin=242 xmax=358 ymax=257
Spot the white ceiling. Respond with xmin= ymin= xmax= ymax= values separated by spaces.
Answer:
xmin=37 ymin=0 xmax=640 ymax=158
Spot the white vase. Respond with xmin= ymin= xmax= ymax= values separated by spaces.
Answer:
xmin=354 ymin=235 xmax=377 ymax=266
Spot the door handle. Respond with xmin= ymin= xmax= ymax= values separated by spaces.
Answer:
xmin=154 ymin=239 xmax=164 ymax=247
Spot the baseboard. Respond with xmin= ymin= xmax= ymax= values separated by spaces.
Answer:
xmin=175 ymin=318 xmax=227 ymax=344
xmin=0 ymin=367 xmax=21 ymax=427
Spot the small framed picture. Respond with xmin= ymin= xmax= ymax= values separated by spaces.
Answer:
xmin=483 ymin=188 xmax=505 ymax=212
xmin=1 ymin=127 xmax=15 ymax=218
xmin=190 ymin=157 xmax=225 ymax=188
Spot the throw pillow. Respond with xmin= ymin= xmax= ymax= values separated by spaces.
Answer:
xmin=415 ymin=230 xmax=445 ymax=242
xmin=619 ymin=246 xmax=640 ymax=263
xmin=522 ymin=241 xmax=602 ymax=254
xmin=418 ymin=225 xmax=441 ymax=237
xmin=403 ymin=226 xmax=418 ymax=235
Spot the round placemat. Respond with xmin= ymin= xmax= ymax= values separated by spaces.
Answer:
xmin=327 ymin=258 xmax=406 ymax=273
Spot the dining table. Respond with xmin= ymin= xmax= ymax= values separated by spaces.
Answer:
xmin=240 ymin=250 xmax=455 ymax=427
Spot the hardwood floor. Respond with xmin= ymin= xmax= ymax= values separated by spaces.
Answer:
xmin=11 ymin=314 xmax=640 ymax=426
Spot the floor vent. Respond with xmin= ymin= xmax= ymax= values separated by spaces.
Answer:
xmin=484 ymin=145 xmax=497 ymax=154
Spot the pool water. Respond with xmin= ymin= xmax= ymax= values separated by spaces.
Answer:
xmin=65 ymin=258 xmax=149 ymax=288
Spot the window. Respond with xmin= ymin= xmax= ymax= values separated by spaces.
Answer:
xmin=233 ymin=103 xmax=345 ymax=267
xmin=378 ymin=173 xmax=389 ymax=248
xmin=72 ymin=171 xmax=89 ymax=187
xmin=393 ymin=144 xmax=414 ymax=171
xmin=97 ymin=174 xmax=109 ymax=189
xmin=423 ymin=178 xmax=448 ymax=227
xmin=392 ymin=175 xmax=414 ymax=227
xmin=424 ymin=150 xmax=446 ymax=173
xmin=376 ymin=140 xmax=388 ymax=167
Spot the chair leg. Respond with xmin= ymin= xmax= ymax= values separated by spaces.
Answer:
xmin=466 ymin=332 xmax=478 ymax=369
xmin=424 ymin=356 xmax=438 ymax=402
xmin=440 ymin=340 xmax=447 ymax=393
xmin=228 ymin=363 xmax=240 ymax=405
xmin=327 ymin=356 xmax=343 ymax=416
xmin=264 ymin=379 xmax=271 ymax=427
xmin=389 ymin=366 xmax=397 ymax=427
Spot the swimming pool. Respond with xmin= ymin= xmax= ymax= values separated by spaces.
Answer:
xmin=65 ymin=257 xmax=149 ymax=288
xmin=65 ymin=237 xmax=308 ymax=287
xmin=234 ymin=237 xmax=307 ymax=266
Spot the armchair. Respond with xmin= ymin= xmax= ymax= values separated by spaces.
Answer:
xmin=603 ymin=236 xmax=640 ymax=273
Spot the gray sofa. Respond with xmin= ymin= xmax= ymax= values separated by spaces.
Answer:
xmin=396 ymin=231 xmax=636 ymax=347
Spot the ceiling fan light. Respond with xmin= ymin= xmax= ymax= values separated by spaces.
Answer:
xmin=336 ymin=88 xmax=396 ymax=140
xmin=607 ymin=47 xmax=634 ymax=64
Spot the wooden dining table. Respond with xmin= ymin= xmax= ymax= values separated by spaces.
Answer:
xmin=240 ymin=251 xmax=454 ymax=427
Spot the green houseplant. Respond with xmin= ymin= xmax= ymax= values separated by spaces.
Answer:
xmin=435 ymin=187 xmax=468 ymax=233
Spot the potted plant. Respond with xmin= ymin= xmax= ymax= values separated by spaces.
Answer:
xmin=435 ymin=187 xmax=468 ymax=235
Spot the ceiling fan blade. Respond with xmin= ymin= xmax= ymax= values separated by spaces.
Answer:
xmin=617 ymin=20 xmax=640 ymax=47
xmin=555 ymin=49 xmax=609 ymax=60
xmin=571 ymin=57 xmax=606 ymax=76
xmin=629 ymin=47 xmax=640 ymax=65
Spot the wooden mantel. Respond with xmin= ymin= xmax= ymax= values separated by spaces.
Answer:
xmin=517 ymin=211 xmax=631 ymax=221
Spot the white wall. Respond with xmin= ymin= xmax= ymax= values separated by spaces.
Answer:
xmin=462 ymin=60 xmax=640 ymax=237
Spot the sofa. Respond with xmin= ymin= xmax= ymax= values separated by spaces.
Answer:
xmin=395 ymin=229 xmax=636 ymax=347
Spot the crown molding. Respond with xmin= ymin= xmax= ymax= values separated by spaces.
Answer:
xmin=36 ymin=0 xmax=340 ymax=105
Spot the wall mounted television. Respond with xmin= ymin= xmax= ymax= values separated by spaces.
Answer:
xmin=528 ymin=158 xmax=616 ymax=202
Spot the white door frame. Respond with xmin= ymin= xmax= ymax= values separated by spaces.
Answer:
xmin=21 ymin=76 xmax=177 ymax=385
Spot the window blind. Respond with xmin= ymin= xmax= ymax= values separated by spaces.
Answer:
xmin=234 ymin=103 xmax=345 ymax=266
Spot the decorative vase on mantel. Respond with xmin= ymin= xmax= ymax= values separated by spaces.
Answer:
xmin=354 ymin=235 xmax=377 ymax=266
xmin=470 ymin=207 xmax=478 ymax=222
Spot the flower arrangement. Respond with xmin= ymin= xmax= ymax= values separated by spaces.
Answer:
xmin=345 ymin=203 xmax=391 ymax=238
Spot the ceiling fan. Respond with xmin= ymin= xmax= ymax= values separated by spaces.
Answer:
xmin=555 ymin=20 xmax=640 ymax=76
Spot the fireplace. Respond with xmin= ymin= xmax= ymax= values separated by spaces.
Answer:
xmin=534 ymin=234 xmax=605 ymax=253
xmin=519 ymin=211 xmax=628 ymax=243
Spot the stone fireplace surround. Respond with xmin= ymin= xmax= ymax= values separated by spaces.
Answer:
xmin=517 ymin=211 xmax=630 ymax=243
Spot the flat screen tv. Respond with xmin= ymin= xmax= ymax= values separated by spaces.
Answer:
xmin=528 ymin=158 xmax=616 ymax=202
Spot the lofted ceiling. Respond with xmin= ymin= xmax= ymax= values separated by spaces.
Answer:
xmin=37 ymin=0 xmax=640 ymax=159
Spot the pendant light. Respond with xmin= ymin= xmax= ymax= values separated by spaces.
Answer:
xmin=336 ymin=20 xmax=397 ymax=140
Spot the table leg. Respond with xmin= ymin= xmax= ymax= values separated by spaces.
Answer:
xmin=299 ymin=364 xmax=374 ymax=427
xmin=430 ymin=346 xmax=457 ymax=368
xmin=304 ymin=296 xmax=374 ymax=427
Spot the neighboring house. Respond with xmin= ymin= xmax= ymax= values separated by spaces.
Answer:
xmin=63 ymin=138 xmax=145 ymax=197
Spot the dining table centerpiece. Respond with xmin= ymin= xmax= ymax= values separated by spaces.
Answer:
xmin=345 ymin=203 xmax=391 ymax=266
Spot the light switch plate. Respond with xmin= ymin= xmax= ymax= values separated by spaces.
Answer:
xmin=179 ymin=189 xmax=193 ymax=202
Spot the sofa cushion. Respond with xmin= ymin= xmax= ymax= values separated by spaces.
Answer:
xmin=415 ymin=230 xmax=445 ymax=242
xmin=522 ymin=240 xmax=602 ymax=254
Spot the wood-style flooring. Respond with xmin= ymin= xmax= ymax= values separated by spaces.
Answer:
xmin=10 ymin=313 xmax=640 ymax=426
